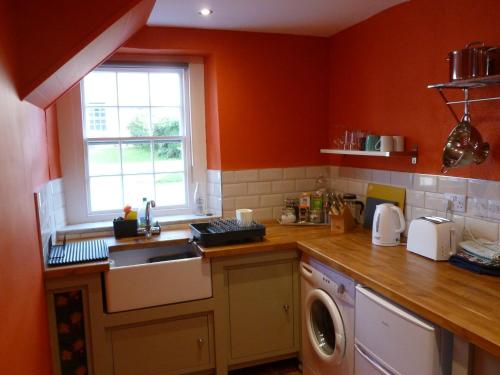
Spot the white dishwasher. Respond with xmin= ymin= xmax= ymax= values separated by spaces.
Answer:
xmin=355 ymin=286 xmax=452 ymax=375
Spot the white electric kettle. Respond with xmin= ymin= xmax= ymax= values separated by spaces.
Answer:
xmin=372 ymin=203 xmax=405 ymax=246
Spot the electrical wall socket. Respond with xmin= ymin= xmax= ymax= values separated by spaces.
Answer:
xmin=444 ymin=193 xmax=466 ymax=213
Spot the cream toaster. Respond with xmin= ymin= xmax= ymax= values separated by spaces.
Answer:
xmin=407 ymin=216 xmax=457 ymax=261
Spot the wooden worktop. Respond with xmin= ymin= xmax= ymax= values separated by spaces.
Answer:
xmin=197 ymin=223 xmax=331 ymax=257
xmin=44 ymin=222 xmax=500 ymax=358
xmin=297 ymin=231 xmax=500 ymax=358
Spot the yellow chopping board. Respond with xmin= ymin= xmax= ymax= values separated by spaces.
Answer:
xmin=366 ymin=183 xmax=406 ymax=209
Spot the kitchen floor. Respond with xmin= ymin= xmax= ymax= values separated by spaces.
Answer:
xmin=230 ymin=359 xmax=301 ymax=374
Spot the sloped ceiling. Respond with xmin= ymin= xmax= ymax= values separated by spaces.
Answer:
xmin=10 ymin=0 xmax=155 ymax=109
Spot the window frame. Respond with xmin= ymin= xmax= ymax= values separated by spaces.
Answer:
xmin=81 ymin=64 xmax=193 ymax=216
xmin=57 ymin=59 xmax=207 ymax=224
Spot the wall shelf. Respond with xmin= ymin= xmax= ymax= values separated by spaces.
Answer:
xmin=428 ymin=75 xmax=500 ymax=122
xmin=320 ymin=148 xmax=418 ymax=164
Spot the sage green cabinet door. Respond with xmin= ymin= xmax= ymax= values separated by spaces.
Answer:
xmin=228 ymin=261 xmax=294 ymax=359
xmin=111 ymin=314 xmax=212 ymax=375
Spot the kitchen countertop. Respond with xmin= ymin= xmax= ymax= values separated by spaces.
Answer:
xmin=43 ymin=222 xmax=500 ymax=357
xmin=297 ymin=231 xmax=500 ymax=358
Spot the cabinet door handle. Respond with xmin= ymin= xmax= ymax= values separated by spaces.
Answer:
xmin=283 ymin=304 xmax=290 ymax=312
xmin=198 ymin=337 xmax=205 ymax=347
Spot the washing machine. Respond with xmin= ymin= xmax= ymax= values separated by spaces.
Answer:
xmin=300 ymin=255 xmax=355 ymax=375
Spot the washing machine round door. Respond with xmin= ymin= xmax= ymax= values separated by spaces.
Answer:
xmin=305 ymin=288 xmax=346 ymax=365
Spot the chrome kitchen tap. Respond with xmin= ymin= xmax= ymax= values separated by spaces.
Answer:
xmin=144 ymin=199 xmax=156 ymax=238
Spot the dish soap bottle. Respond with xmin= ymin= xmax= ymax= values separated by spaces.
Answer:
xmin=138 ymin=197 xmax=148 ymax=227
xmin=193 ymin=183 xmax=205 ymax=216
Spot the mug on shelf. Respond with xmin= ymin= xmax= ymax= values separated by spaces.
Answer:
xmin=380 ymin=136 xmax=394 ymax=152
xmin=393 ymin=136 xmax=405 ymax=152
xmin=365 ymin=135 xmax=381 ymax=151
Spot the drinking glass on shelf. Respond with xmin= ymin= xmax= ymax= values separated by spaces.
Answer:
xmin=344 ymin=131 xmax=351 ymax=150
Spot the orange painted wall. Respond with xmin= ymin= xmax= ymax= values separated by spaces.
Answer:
xmin=10 ymin=0 xmax=146 ymax=102
xmin=0 ymin=3 xmax=51 ymax=374
xmin=328 ymin=0 xmax=500 ymax=179
xmin=46 ymin=104 xmax=62 ymax=179
xmin=125 ymin=27 xmax=330 ymax=170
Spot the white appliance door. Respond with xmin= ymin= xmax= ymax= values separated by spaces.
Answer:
xmin=355 ymin=286 xmax=439 ymax=375
xmin=305 ymin=288 xmax=346 ymax=366
xmin=355 ymin=343 xmax=393 ymax=375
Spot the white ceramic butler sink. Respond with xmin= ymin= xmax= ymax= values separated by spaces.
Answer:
xmin=105 ymin=243 xmax=212 ymax=313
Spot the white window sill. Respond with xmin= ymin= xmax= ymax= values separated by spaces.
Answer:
xmin=57 ymin=214 xmax=218 ymax=236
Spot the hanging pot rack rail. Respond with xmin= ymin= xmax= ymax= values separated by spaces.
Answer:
xmin=428 ymin=74 xmax=500 ymax=121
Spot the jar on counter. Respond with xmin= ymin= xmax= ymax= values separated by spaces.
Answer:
xmin=309 ymin=208 xmax=322 ymax=223
xmin=281 ymin=207 xmax=296 ymax=224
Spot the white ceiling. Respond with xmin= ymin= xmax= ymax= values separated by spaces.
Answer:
xmin=147 ymin=0 xmax=408 ymax=37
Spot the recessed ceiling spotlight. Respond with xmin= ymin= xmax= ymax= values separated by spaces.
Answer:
xmin=198 ymin=8 xmax=213 ymax=17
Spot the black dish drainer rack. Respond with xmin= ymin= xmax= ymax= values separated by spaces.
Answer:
xmin=189 ymin=219 xmax=266 ymax=247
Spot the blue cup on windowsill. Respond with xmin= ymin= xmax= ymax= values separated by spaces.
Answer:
xmin=365 ymin=135 xmax=381 ymax=151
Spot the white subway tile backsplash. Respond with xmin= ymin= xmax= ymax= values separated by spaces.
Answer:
xmin=405 ymin=205 xmax=412 ymax=221
xmin=390 ymin=171 xmax=414 ymax=189
xmin=347 ymin=181 xmax=367 ymax=196
xmin=413 ymin=174 xmax=438 ymax=192
xmin=487 ymin=200 xmax=500 ymax=220
xmin=467 ymin=197 xmax=488 ymax=218
xmin=235 ymin=195 xmax=260 ymax=209
xmin=451 ymin=215 xmax=465 ymax=241
xmin=258 ymin=168 xmax=283 ymax=181
xmin=208 ymin=196 xmax=221 ymax=210
xmin=406 ymin=189 xmax=425 ymax=207
xmin=412 ymin=207 xmax=437 ymax=220
xmin=331 ymin=179 xmax=348 ymax=192
xmin=222 ymin=183 xmax=247 ymax=197
xmin=207 ymin=169 xmax=221 ymax=183
xmin=438 ymin=176 xmax=467 ymax=195
xmin=222 ymin=197 xmax=235 ymax=211
xmin=306 ymin=166 xmax=329 ymax=179
xmin=296 ymin=179 xmax=317 ymax=192
xmin=223 ymin=210 xmax=235 ymax=218
xmin=355 ymin=168 xmax=372 ymax=181
xmin=425 ymin=192 xmax=448 ymax=211
xmin=247 ymin=181 xmax=272 ymax=195
xmin=234 ymin=169 xmax=259 ymax=182
xmin=465 ymin=217 xmax=499 ymax=241
xmin=329 ymin=166 xmax=340 ymax=178
xmin=272 ymin=180 xmax=296 ymax=193
xmin=283 ymin=167 xmax=306 ymax=179
xmin=222 ymin=171 xmax=235 ymax=184
xmin=273 ymin=206 xmax=283 ymax=220
xmin=260 ymin=194 xmax=284 ymax=207
xmin=339 ymin=167 xmax=356 ymax=179
xmin=372 ymin=169 xmax=391 ymax=184
xmin=252 ymin=207 xmax=274 ymax=220
xmin=50 ymin=178 xmax=63 ymax=194
xmin=467 ymin=179 xmax=500 ymax=200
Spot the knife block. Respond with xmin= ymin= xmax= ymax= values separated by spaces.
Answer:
xmin=330 ymin=208 xmax=356 ymax=234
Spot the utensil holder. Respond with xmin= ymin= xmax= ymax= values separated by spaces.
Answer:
xmin=330 ymin=208 xmax=356 ymax=234
xmin=113 ymin=219 xmax=138 ymax=239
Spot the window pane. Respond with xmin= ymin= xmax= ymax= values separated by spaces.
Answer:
xmin=151 ymin=107 xmax=182 ymax=136
xmin=155 ymin=173 xmax=185 ymax=206
xmin=149 ymin=72 xmax=181 ymax=106
xmin=117 ymin=72 xmax=149 ymax=106
xmin=123 ymin=174 xmax=154 ymax=207
xmin=87 ymin=142 xmax=121 ymax=176
xmin=122 ymin=141 xmax=153 ymax=174
xmin=83 ymin=71 xmax=117 ymax=106
xmin=119 ymin=107 xmax=151 ymax=137
xmin=154 ymin=141 xmax=184 ymax=173
xmin=89 ymin=176 xmax=122 ymax=211
xmin=85 ymin=107 xmax=119 ymax=138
